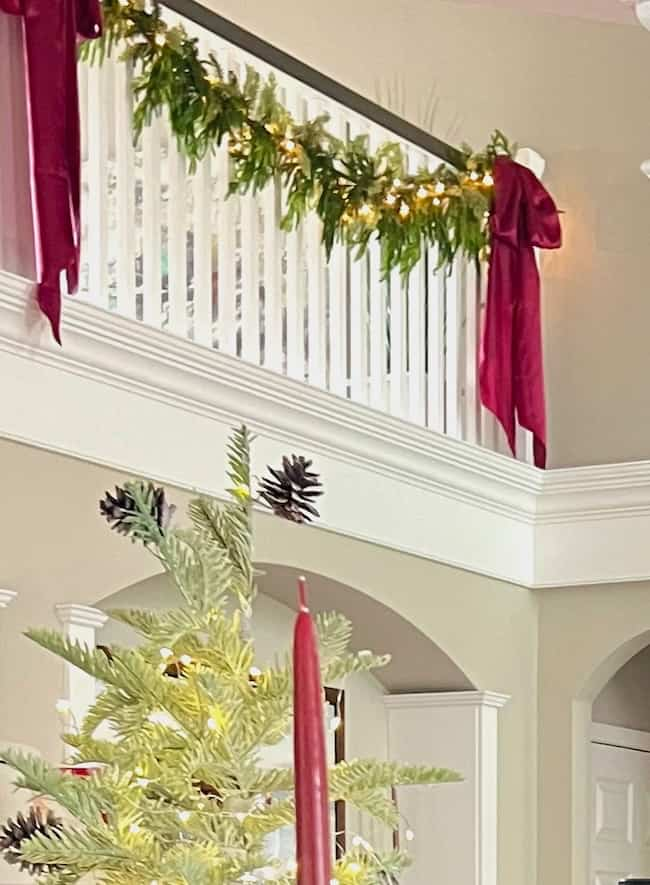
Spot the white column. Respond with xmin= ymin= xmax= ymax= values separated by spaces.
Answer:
xmin=0 ymin=590 xmax=17 ymax=609
xmin=385 ymin=690 xmax=509 ymax=885
xmin=55 ymin=604 xmax=107 ymax=729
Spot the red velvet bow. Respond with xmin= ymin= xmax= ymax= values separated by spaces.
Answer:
xmin=479 ymin=156 xmax=561 ymax=468
xmin=0 ymin=0 xmax=102 ymax=343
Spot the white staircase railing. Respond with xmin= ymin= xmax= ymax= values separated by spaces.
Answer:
xmin=77 ymin=5 xmax=530 ymax=461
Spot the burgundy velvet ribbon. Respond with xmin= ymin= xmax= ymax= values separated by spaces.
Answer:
xmin=479 ymin=156 xmax=561 ymax=468
xmin=0 ymin=0 xmax=102 ymax=343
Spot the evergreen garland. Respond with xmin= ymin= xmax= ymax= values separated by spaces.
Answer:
xmin=83 ymin=0 xmax=516 ymax=276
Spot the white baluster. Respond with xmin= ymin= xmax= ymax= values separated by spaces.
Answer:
xmin=463 ymin=258 xmax=480 ymax=445
xmin=141 ymin=114 xmax=163 ymax=326
xmin=86 ymin=63 xmax=109 ymax=306
xmin=389 ymin=267 xmax=404 ymax=417
xmin=240 ymin=186 xmax=260 ymax=364
xmin=216 ymin=138 xmax=237 ymax=356
xmin=445 ymin=260 xmax=463 ymax=439
xmin=304 ymin=96 xmax=327 ymax=388
xmin=262 ymin=177 xmax=283 ymax=372
xmin=192 ymin=153 xmax=214 ymax=347
xmin=349 ymin=252 xmax=366 ymax=403
xmin=427 ymin=249 xmax=446 ymax=433
xmin=406 ymin=148 xmax=427 ymax=426
xmin=326 ymin=110 xmax=348 ymax=398
xmin=283 ymin=84 xmax=305 ymax=381
xmin=114 ymin=57 xmax=136 ymax=319
xmin=368 ymin=126 xmax=388 ymax=411
xmin=166 ymin=130 xmax=187 ymax=336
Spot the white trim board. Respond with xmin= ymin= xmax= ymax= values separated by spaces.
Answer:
xmin=2 ymin=270 xmax=650 ymax=588
xmin=591 ymin=723 xmax=650 ymax=754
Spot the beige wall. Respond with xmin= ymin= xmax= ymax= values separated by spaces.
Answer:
xmin=593 ymin=644 xmax=650 ymax=732
xmin=198 ymin=0 xmax=650 ymax=467
xmin=537 ymin=583 xmax=650 ymax=885
xmin=0 ymin=438 xmax=538 ymax=885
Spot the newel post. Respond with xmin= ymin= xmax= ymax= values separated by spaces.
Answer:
xmin=384 ymin=690 xmax=509 ymax=885
xmin=55 ymin=604 xmax=108 ymax=728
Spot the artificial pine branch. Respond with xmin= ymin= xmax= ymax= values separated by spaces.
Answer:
xmin=0 ymin=426 xmax=461 ymax=885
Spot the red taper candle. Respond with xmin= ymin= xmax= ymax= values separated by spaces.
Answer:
xmin=293 ymin=577 xmax=332 ymax=885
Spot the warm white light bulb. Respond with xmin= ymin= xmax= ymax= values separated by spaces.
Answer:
xmin=207 ymin=717 xmax=217 ymax=730
xmin=178 ymin=810 xmax=191 ymax=822
xmin=405 ymin=828 xmax=415 ymax=841
xmin=348 ymin=863 xmax=361 ymax=874
xmin=160 ymin=647 xmax=173 ymax=659
xmin=129 ymin=823 xmax=141 ymax=834
xmin=55 ymin=699 xmax=71 ymax=714
xmin=179 ymin=654 xmax=192 ymax=666
xmin=641 ymin=159 xmax=650 ymax=179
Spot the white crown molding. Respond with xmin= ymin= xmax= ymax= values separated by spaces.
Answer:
xmin=3 ymin=270 xmax=650 ymax=587
xmin=384 ymin=691 xmax=510 ymax=710
xmin=55 ymin=604 xmax=108 ymax=630
xmin=0 ymin=589 xmax=17 ymax=608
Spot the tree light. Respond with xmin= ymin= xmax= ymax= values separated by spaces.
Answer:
xmin=179 ymin=654 xmax=192 ymax=666
xmin=405 ymin=828 xmax=415 ymax=841
xmin=160 ymin=647 xmax=173 ymax=659
xmin=416 ymin=186 xmax=428 ymax=199
xmin=178 ymin=810 xmax=191 ymax=822
xmin=55 ymin=699 xmax=71 ymax=714
xmin=435 ymin=181 xmax=445 ymax=194
xmin=207 ymin=718 xmax=217 ymax=730
xmin=384 ymin=193 xmax=397 ymax=206
xmin=129 ymin=824 xmax=141 ymax=834
xmin=482 ymin=173 xmax=494 ymax=187
xmin=249 ymin=666 xmax=262 ymax=679
xmin=399 ymin=202 xmax=410 ymax=218
xmin=348 ymin=863 xmax=361 ymax=874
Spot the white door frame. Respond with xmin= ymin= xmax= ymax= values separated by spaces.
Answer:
xmin=592 ymin=722 xmax=650 ymax=754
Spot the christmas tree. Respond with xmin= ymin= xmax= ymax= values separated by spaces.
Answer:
xmin=0 ymin=427 xmax=460 ymax=884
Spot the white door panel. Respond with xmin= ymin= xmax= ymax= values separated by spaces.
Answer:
xmin=592 ymin=741 xmax=650 ymax=885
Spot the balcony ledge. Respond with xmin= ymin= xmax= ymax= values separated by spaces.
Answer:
xmin=1 ymin=270 xmax=649 ymax=589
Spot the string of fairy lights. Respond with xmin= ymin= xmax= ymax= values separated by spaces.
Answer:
xmin=53 ymin=646 xmax=416 ymax=885
xmin=83 ymin=0 xmax=515 ymax=276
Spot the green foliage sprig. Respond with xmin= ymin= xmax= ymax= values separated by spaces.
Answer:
xmin=0 ymin=427 xmax=461 ymax=885
xmin=83 ymin=0 xmax=515 ymax=275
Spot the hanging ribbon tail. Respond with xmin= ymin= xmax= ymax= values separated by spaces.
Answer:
xmin=37 ymin=280 xmax=62 ymax=345
xmin=479 ymin=156 xmax=561 ymax=469
xmin=7 ymin=0 xmax=102 ymax=344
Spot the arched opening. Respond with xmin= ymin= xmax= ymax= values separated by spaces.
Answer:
xmin=574 ymin=631 xmax=650 ymax=885
xmin=91 ymin=564 xmax=501 ymax=885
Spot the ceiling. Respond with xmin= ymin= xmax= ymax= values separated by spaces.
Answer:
xmin=448 ymin=0 xmax=636 ymax=24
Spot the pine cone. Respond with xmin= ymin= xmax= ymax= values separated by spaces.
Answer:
xmin=99 ymin=482 xmax=174 ymax=539
xmin=258 ymin=456 xmax=323 ymax=524
xmin=0 ymin=807 xmax=63 ymax=875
